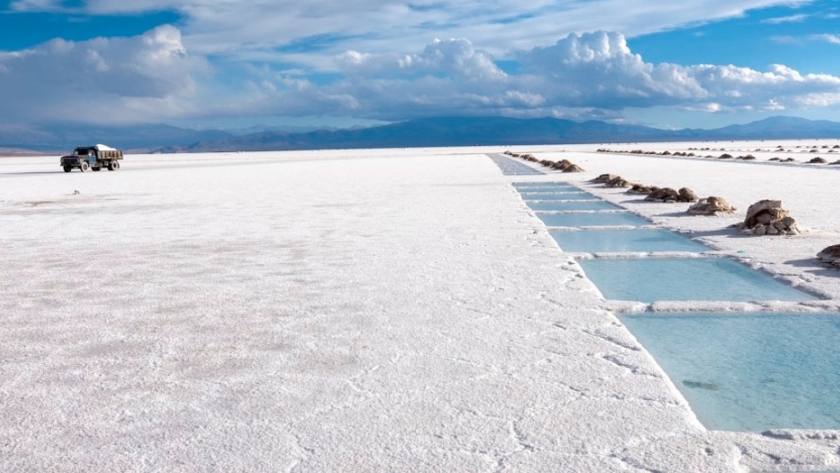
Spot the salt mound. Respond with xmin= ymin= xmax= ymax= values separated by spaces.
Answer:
xmin=817 ymin=244 xmax=840 ymax=268
xmin=687 ymin=196 xmax=736 ymax=216
xmin=645 ymin=187 xmax=679 ymax=202
xmin=736 ymin=200 xmax=802 ymax=235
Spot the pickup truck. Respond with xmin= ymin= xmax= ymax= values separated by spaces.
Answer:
xmin=61 ymin=144 xmax=123 ymax=172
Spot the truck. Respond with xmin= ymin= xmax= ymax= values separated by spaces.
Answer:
xmin=60 ymin=144 xmax=123 ymax=172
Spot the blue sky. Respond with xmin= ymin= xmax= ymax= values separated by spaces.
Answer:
xmin=0 ymin=0 xmax=839 ymax=130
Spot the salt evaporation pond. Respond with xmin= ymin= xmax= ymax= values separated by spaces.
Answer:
xmin=527 ymin=201 xmax=622 ymax=212
xmin=550 ymin=229 xmax=709 ymax=253
xmin=520 ymin=192 xmax=598 ymax=202
xmin=488 ymin=155 xmax=544 ymax=175
xmin=519 ymin=189 xmax=590 ymax=196
xmin=579 ymin=258 xmax=817 ymax=303
xmin=537 ymin=211 xmax=651 ymax=227
xmin=621 ymin=312 xmax=840 ymax=431
xmin=512 ymin=182 xmax=575 ymax=191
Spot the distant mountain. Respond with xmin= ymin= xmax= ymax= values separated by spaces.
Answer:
xmin=222 ymin=124 xmax=358 ymax=136
xmin=159 ymin=117 xmax=681 ymax=153
xmin=158 ymin=116 xmax=840 ymax=153
xmin=3 ymin=116 xmax=839 ymax=155
xmin=0 ymin=147 xmax=46 ymax=156
xmin=0 ymin=123 xmax=233 ymax=153
xmin=702 ymin=116 xmax=840 ymax=139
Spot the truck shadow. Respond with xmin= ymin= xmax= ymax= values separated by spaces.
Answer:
xmin=0 ymin=170 xmax=133 ymax=176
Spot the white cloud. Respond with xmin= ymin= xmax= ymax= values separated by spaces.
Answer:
xmin=814 ymin=33 xmax=840 ymax=45
xmin=2 ymin=19 xmax=839 ymax=125
xmin=218 ymin=31 xmax=840 ymax=121
xmin=7 ymin=0 xmax=821 ymax=69
xmin=762 ymin=13 xmax=810 ymax=23
xmin=771 ymin=33 xmax=840 ymax=45
xmin=340 ymin=38 xmax=506 ymax=82
xmin=0 ymin=25 xmax=202 ymax=123
xmin=9 ymin=0 xmax=62 ymax=12
xmin=504 ymin=32 xmax=840 ymax=113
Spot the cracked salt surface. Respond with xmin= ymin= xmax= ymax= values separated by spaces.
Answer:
xmin=0 ymin=146 xmax=838 ymax=472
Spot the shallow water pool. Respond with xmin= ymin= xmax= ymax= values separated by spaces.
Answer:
xmin=550 ymin=229 xmax=709 ymax=253
xmin=488 ymin=155 xmax=544 ymax=175
xmin=519 ymin=189 xmax=587 ymax=195
xmin=579 ymin=258 xmax=816 ymax=302
xmin=527 ymin=201 xmax=622 ymax=212
xmin=520 ymin=192 xmax=597 ymax=201
xmin=537 ymin=212 xmax=651 ymax=227
xmin=513 ymin=182 xmax=575 ymax=191
xmin=622 ymin=312 xmax=840 ymax=431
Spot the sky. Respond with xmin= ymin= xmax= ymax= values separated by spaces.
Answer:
xmin=0 ymin=0 xmax=839 ymax=131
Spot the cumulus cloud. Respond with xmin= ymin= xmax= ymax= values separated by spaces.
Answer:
xmin=339 ymin=38 xmax=505 ymax=82
xmin=213 ymin=30 xmax=840 ymax=122
xmin=512 ymin=31 xmax=840 ymax=112
xmin=7 ymin=0 xmax=822 ymax=66
xmin=2 ymin=24 xmax=839 ymax=125
xmin=0 ymin=25 xmax=202 ymax=123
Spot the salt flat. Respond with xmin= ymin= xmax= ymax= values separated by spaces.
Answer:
xmin=1 ymin=146 xmax=838 ymax=472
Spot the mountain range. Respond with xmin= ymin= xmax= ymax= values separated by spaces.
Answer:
xmin=157 ymin=116 xmax=840 ymax=153
xmin=0 ymin=123 xmax=233 ymax=153
xmin=3 ymin=116 xmax=840 ymax=154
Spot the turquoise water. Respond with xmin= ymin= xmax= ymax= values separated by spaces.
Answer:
xmin=527 ymin=201 xmax=621 ymax=211
xmin=519 ymin=189 xmax=586 ymax=195
xmin=550 ymin=229 xmax=709 ymax=253
xmin=520 ymin=192 xmax=596 ymax=202
xmin=622 ymin=312 xmax=840 ymax=431
xmin=513 ymin=182 xmax=575 ymax=191
xmin=537 ymin=212 xmax=650 ymax=227
xmin=579 ymin=258 xmax=816 ymax=302
xmin=488 ymin=155 xmax=544 ymax=175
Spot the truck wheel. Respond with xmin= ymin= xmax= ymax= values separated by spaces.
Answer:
xmin=107 ymin=161 xmax=115 ymax=171
xmin=113 ymin=161 xmax=121 ymax=170
xmin=80 ymin=162 xmax=89 ymax=172
xmin=63 ymin=166 xmax=72 ymax=173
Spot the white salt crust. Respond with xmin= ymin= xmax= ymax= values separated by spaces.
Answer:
xmin=0 ymin=144 xmax=838 ymax=472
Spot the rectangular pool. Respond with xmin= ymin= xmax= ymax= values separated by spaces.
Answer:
xmin=537 ymin=212 xmax=651 ymax=227
xmin=518 ymin=188 xmax=585 ymax=194
xmin=520 ymin=192 xmax=593 ymax=200
xmin=521 ymin=193 xmax=600 ymax=202
xmin=579 ymin=258 xmax=817 ymax=303
xmin=513 ymin=182 xmax=575 ymax=191
xmin=527 ymin=201 xmax=622 ymax=212
xmin=488 ymin=155 xmax=544 ymax=175
xmin=622 ymin=312 xmax=840 ymax=431
xmin=550 ymin=229 xmax=709 ymax=253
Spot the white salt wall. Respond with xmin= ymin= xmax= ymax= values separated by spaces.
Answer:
xmin=0 ymin=147 xmax=838 ymax=472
